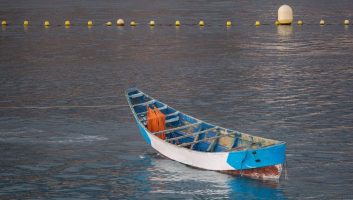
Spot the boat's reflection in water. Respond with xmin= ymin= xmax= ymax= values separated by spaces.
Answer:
xmin=145 ymin=155 xmax=285 ymax=199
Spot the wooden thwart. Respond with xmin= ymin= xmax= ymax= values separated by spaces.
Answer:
xmin=132 ymin=100 xmax=155 ymax=107
xmin=137 ymin=105 xmax=168 ymax=116
xmin=165 ymin=127 xmax=218 ymax=142
xmin=166 ymin=116 xmax=179 ymax=123
xmin=129 ymin=92 xmax=144 ymax=98
xmin=152 ymin=122 xmax=202 ymax=136
xmin=140 ymin=111 xmax=179 ymax=122
xmin=177 ymin=135 xmax=224 ymax=147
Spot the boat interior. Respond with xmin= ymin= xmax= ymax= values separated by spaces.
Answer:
xmin=127 ymin=90 xmax=279 ymax=153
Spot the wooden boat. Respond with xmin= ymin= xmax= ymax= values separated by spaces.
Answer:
xmin=126 ymin=88 xmax=286 ymax=180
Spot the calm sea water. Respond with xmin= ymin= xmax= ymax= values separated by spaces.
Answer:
xmin=1 ymin=0 xmax=353 ymax=199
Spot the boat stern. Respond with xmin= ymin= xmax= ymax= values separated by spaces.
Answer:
xmin=225 ymin=143 xmax=286 ymax=179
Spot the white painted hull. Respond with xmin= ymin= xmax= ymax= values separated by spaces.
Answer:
xmin=149 ymin=131 xmax=234 ymax=170
xmin=149 ymin=131 xmax=282 ymax=179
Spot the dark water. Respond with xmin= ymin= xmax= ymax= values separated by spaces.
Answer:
xmin=1 ymin=0 xmax=353 ymax=199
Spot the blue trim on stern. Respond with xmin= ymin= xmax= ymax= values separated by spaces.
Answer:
xmin=227 ymin=143 xmax=286 ymax=170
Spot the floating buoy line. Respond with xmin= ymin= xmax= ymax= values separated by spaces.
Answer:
xmin=1 ymin=5 xmax=351 ymax=28
xmin=1 ymin=19 xmax=351 ymax=28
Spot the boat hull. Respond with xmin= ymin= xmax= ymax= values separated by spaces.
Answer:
xmin=135 ymin=122 xmax=285 ymax=179
xmin=126 ymin=88 xmax=286 ymax=180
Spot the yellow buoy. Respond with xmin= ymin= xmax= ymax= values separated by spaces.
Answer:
xmin=23 ymin=20 xmax=29 ymax=26
xmin=130 ymin=21 xmax=137 ymax=26
xmin=199 ymin=20 xmax=204 ymax=26
xmin=117 ymin=19 xmax=124 ymax=26
xmin=297 ymin=20 xmax=303 ymax=25
xmin=87 ymin=20 xmax=93 ymax=26
xmin=226 ymin=21 xmax=232 ymax=26
xmin=278 ymin=5 xmax=293 ymax=25
xmin=44 ymin=20 xmax=50 ymax=26
xmin=255 ymin=21 xmax=261 ymax=26
xmin=175 ymin=20 xmax=181 ymax=26
xmin=275 ymin=20 xmax=280 ymax=25
xmin=106 ymin=21 xmax=112 ymax=26
xmin=2 ymin=20 xmax=7 ymax=25
xmin=149 ymin=20 xmax=155 ymax=26
xmin=320 ymin=20 xmax=325 ymax=25
xmin=344 ymin=19 xmax=350 ymax=25
xmin=65 ymin=20 xmax=70 ymax=26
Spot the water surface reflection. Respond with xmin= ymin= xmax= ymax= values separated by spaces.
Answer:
xmin=145 ymin=155 xmax=284 ymax=199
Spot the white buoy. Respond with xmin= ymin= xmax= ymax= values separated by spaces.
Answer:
xmin=344 ymin=19 xmax=350 ymax=25
xmin=117 ymin=19 xmax=124 ymax=26
xmin=278 ymin=5 xmax=293 ymax=25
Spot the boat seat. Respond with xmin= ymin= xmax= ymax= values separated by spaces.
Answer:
xmin=165 ymin=127 xmax=218 ymax=142
xmin=139 ymin=111 xmax=179 ymax=123
xmin=166 ymin=116 xmax=179 ymax=124
xmin=153 ymin=122 xmax=202 ymax=136
xmin=132 ymin=100 xmax=155 ymax=107
xmin=137 ymin=105 xmax=168 ymax=116
xmin=166 ymin=111 xmax=179 ymax=117
xmin=177 ymin=135 xmax=224 ymax=147
xmin=129 ymin=92 xmax=144 ymax=99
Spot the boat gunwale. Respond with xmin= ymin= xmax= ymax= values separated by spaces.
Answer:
xmin=125 ymin=88 xmax=286 ymax=154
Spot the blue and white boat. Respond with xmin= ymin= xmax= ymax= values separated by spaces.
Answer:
xmin=126 ymin=88 xmax=286 ymax=180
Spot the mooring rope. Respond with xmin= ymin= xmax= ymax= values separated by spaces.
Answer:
xmin=0 ymin=104 xmax=129 ymax=109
